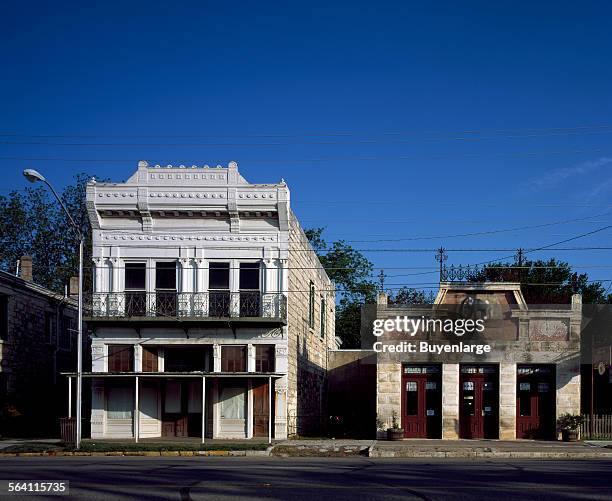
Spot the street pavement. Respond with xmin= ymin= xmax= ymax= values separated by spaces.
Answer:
xmin=0 ymin=456 xmax=611 ymax=500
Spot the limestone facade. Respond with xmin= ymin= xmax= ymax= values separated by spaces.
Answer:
xmin=373 ymin=282 xmax=581 ymax=440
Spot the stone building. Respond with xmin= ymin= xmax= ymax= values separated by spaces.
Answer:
xmin=372 ymin=282 xmax=581 ymax=440
xmin=77 ymin=161 xmax=334 ymax=442
xmin=0 ymin=258 xmax=78 ymax=436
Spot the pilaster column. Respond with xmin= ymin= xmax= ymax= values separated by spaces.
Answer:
xmin=499 ymin=362 xmax=516 ymax=439
xmin=93 ymin=258 xmax=103 ymax=293
xmin=247 ymin=344 xmax=256 ymax=372
xmin=134 ymin=344 xmax=143 ymax=372
xmin=213 ymin=344 xmax=221 ymax=372
xmin=442 ymin=363 xmax=460 ymax=439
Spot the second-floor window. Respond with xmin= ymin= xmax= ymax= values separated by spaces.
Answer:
xmin=221 ymin=345 xmax=246 ymax=372
xmin=0 ymin=295 xmax=8 ymax=341
xmin=45 ymin=312 xmax=56 ymax=345
xmin=239 ymin=262 xmax=260 ymax=317
xmin=108 ymin=345 xmax=134 ymax=372
xmin=320 ymin=295 xmax=326 ymax=339
xmin=59 ymin=315 xmax=73 ymax=351
xmin=125 ymin=263 xmax=146 ymax=316
xmin=155 ymin=262 xmax=177 ymax=317
xmin=308 ymin=281 xmax=315 ymax=329
xmin=209 ymin=262 xmax=230 ymax=317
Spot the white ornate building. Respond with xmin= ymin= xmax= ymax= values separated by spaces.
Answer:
xmin=77 ymin=161 xmax=335 ymax=442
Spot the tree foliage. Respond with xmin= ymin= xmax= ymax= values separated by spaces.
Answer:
xmin=305 ymin=228 xmax=431 ymax=347
xmin=0 ymin=173 xmax=95 ymax=292
xmin=471 ymin=257 xmax=611 ymax=304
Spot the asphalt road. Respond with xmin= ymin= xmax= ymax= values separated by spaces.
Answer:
xmin=0 ymin=456 xmax=610 ymax=501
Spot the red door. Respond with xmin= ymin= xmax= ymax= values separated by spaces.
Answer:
xmin=253 ymin=381 xmax=270 ymax=438
xmin=402 ymin=365 xmax=441 ymax=438
xmin=460 ymin=365 xmax=499 ymax=439
xmin=516 ymin=365 xmax=555 ymax=439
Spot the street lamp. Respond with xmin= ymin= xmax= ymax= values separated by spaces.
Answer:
xmin=23 ymin=168 xmax=84 ymax=449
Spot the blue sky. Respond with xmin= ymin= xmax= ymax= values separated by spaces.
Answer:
xmin=1 ymin=1 xmax=611 ymax=291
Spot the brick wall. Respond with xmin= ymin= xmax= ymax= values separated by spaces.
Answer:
xmin=286 ymin=211 xmax=335 ymax=436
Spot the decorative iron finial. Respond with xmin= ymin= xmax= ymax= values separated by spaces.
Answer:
xmin=435 ymin=247 xmax=448 ymax=281
xmin=378 ymin=269 xmax=387 ymax=292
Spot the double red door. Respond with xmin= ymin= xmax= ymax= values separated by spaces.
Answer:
xmin=401 ymin=365 xmax=442 ymax=438
xmin=460 ymin=365 xmax=499 ymax=439
xmin=516 ymin=365 xmax=555 ymax=439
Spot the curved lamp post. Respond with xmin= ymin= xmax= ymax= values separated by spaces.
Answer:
xmin=23 ymin=169 xmax=84 ymax=449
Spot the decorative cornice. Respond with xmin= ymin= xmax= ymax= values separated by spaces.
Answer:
xmin=100 ymin=233 xmax=279 ymax=242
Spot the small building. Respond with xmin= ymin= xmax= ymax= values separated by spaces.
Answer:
xmin=371 ymin=282 xmax=581 ymax=440
xmin=0 ymin=257 xmax=78 ymax=436
xmin=78 ymin=161 xmax=334 ymax=442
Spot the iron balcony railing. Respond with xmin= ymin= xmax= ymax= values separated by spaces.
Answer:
xmin=86 ymin=291 xmax=287 ymax=320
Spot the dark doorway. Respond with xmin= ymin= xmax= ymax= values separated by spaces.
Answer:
xmin=516 ymin=364 xmax=556 ymax=439
xmin=401 ymin=365 xmax=442 ymax=438
xmin=161 ymin=380 xmax=202 ymax=438
xmin=460 ymin=365 xmax=499 ymax=439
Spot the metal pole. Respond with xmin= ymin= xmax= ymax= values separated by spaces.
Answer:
xmin=135 ymin=376 xmax=139 ymax=443
xmin=268 ymin=376 xmax=272 ymax=445
xmin=68 ymin=376 xmax=72 ymax=418
xmin=76 ymin=238 xmax=83 ymax=449
xmin=202 ymin=376 xmax=206 ymax=444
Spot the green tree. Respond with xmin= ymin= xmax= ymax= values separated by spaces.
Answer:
xmin=0 ymin=173 xmax=95 ymax=292
xmin=305 ymin=228 xmax=432 ymax=347
xmin=471 ymin=257 xmax=611 ymax=304
xmin=305 ymin=228 xmax=377 ymax=348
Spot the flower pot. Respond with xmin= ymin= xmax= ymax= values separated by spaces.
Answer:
xmin=387 ymin=429 xmax=404 ymax=441
xmin=561 ymin=429 xmax=579 ymax=442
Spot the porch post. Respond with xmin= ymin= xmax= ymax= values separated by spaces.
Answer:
xmin=134 ymin=376 xmax=140 ymax=443
xmin=68 ymin=376 xmax=72 ymax=418
xmin=268 ymin=376 xmax=272 ymax=445
xmin=201 ymin=376 xmax=206 ymax=444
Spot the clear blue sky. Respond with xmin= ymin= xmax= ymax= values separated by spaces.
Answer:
xmin=1 ymin=1 xmax=611 ymax=291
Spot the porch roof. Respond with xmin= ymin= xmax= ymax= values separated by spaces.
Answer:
xmin=61 ymin=371 xmax=284 ymax=378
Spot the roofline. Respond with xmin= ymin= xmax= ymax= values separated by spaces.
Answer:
xmin=0 ymin=268 xmax=78 ymax=307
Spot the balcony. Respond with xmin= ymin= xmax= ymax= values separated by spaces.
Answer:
xmin=85 ymin=291 xmax=287 ymax=324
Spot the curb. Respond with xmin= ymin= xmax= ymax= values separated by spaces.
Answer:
xmin=0 ymin=449 xmax=272 ymax=458
xmin=366 ymin=448 xmax=612 ymax=459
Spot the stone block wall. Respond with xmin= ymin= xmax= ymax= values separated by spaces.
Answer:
xmin=286 ymin=211 xmax=335 ymax=437
xmin=376 ymin=362 xmax=401 ymax=438
xmin=0 ymin=274 xmax=78 ymax=436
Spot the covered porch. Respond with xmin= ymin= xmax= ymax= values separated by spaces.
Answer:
xmin=64 ymin=372 xmax=283 ymax=444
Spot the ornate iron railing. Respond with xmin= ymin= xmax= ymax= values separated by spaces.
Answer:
xmin=86 ymin=291 xmax=287 ymax=320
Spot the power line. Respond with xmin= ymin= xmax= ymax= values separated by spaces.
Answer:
xmin=3 ymin=128 xmax=612 ymax=147
xmin=344 ymin=213 xmax=611 ymax=242
xmin=1 ymin=123 xmax=611 ymax=139
xmin=0 ymin=148 xmax=609 ymax=164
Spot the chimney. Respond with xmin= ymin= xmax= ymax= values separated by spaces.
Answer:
xmin=19 ymin=256 xmax=33 ymax=282
xmin=69 ymin=276 xmax=79 ymax=298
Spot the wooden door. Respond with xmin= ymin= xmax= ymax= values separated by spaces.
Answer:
xmin=252 ymin=381 xmax=269 ymax=438
xmin=402 ymin=365 xmax=442 ymax=438
xmin=460 ymin=365 xmax=499 ymax=439
xmin=516 ymin=365 xmax=555 ymax=439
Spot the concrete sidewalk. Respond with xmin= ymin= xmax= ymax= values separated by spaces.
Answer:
xmin=272 ymin=439 xmax=612 ymax=459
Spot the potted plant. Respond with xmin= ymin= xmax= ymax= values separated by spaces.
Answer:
xmin=557 ymin=413 xmax=584 ymax=442
xmin=386 ymin=411 xmax=404 ymax=441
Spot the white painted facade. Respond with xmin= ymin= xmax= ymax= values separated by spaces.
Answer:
xmin=84 ymin=160 xmax=296 ymax=441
